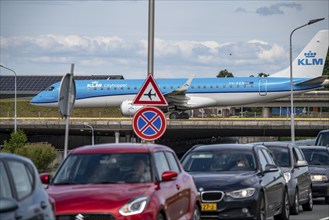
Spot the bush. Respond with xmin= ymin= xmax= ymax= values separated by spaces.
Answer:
xmin=23 ymin=143 xmax=57 ymax=172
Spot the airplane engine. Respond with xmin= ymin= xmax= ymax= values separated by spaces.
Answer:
xmin=120 ymin=100 xmax=143 ymax=117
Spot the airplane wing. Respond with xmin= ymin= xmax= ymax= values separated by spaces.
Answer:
xmin=163 ymin=75 xmax=194 ymax=108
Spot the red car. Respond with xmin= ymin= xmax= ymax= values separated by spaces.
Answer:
xmin=40 ymin=143 xmax=200 ymax=220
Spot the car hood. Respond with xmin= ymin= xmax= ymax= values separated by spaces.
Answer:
xmin=308 ymin=165 xmax=329 ymax=176
xmin=46 ymin=183 xmax=154 ymax=214
xmin=190 ymin=171 xmax=258 ymax=191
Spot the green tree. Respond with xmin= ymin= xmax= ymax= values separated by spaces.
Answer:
xmin=217 ymin=69 xmax=234 ymax=78
xmin=3 ymin=129 xmax=27 ymax=153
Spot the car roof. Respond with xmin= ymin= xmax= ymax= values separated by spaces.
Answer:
xmin=257 ymin=142 xmax=295 ymax=148
xmin=69 ymin=143 xmax=174 ymax=154
xmin=299 ymin=145 xmax=329 ymax=150
xmin=0 ymin=152 xmax=33 ymax=163
xmin=187 ymin=143 xmax=259 ymax=152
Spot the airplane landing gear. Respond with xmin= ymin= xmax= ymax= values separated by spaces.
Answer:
xmin=169 ymin=111 xmax=190 ymax=119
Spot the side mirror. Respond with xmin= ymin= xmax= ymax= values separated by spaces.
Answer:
xmin=0 ymin=197 xmax=18 ymax=213
xmin=40 ymin=173 xmax=51 ymax=184
xmin=264 ymin=164 xmax=279 ymax=173
xmin=161 ymin=171 xmax=178 ymax=182
xmin=295 ymin=160 xmax=308 ymax=167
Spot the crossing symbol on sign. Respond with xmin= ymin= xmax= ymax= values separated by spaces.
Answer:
xmin=132 ymin=106 xmax=167 ymax=141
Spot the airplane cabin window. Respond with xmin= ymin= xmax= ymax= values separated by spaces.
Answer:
xmin=114 ymin=87 xmax=117 ymax=90
xmin=223 ymin=85 xmax=226 ymax=88
xmin=134 ymin=86 xmax=137 ymax=90
xmin=210 ymin=85 xmax=213 ymax=88
xmin=87 ymin=87 xmax=90 ymax=91
xmin=216 ymin=85 xmax=219 ymax=88
xmin=191 ymin=86 xmax=194 ymax=89
xmin=94 ymin=87 xmax=97 ymax=90
xmin=107 ymin=87 xmax=110 ymax=90
xmin=236 ymin=85 xmax=239 ymax=88
xmin=203 ymin=85 xmax=206 ymax=88
xmin=197 ymin=86 xmax=200 ymax=89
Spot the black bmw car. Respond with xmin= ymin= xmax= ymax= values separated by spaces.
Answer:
xmin=300 ymin=145 xmax=329 ymax=204
xmin=181 ymin=144 xmax=290 ymax=220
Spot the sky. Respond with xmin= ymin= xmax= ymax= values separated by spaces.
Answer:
xmin=0 ymin=0 xmax=328 ymax=79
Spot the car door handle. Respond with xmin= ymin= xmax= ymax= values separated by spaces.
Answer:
xmin=176 ymin=184 xmax=181 ymax=190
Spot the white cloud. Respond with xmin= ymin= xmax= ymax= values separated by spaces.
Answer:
xmin=257 ymin=44 xmax=286 ymax=61
xmin=0 ymin=34 xmax=289 ymax=77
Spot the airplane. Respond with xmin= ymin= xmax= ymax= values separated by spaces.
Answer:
xmin=31 ymin=30 xmax=329 ymax=119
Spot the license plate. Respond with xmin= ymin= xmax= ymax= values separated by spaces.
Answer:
xmin=201 ymin=203 xmax=217 ymax=211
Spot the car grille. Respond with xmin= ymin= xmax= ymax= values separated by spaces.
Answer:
xmin=57 ymin=214 xmax=116 ymax=220
xmin=201 ymin=191 xmax=224 ymax=202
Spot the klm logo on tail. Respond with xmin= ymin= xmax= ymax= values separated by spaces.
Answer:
xmin=298 ymin=50 xmax=323 ymax=66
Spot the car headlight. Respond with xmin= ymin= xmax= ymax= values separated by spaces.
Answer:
xmin=226 ymin=188 xmax=255 ymax=198
xmin=283 ymin=172 xmax=291 ymax=183
xmin=119 ymin=196 xmax=149 ymax=216
xmin=311 ymin=174 xmax=328 ymax=182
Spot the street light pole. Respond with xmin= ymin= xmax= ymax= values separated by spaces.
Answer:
xmin=289 ymin=18 xmax=324 ymax=143
xmin=0 ymin=65 xmax=17 ymax=132
xmin=83 ymin=122 xmax=94 ymax=146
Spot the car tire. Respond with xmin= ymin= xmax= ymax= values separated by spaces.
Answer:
xmin=302 ymin=190 xmax=313 ymax=211
xmin=325 ymin=196 xmax=329 ymax=204
xmin=256 ymin=191 xmax=266 ymax=220
xmin=274 ymin=190 xmax=289 ymax=220
xmin=192 ymin=204 xmax=201 ymax=220
xmin=157 ymin=213 xmax=165 ymax=220
xmin=290 ymin=190 xmax=299 ymax=215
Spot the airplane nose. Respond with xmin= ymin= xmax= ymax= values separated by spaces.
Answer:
xmin=30 ymin=95 xmax=41 ymax=104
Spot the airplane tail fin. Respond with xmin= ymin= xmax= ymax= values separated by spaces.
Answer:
xmin=271 ymin=30 xmax=328 ymax=78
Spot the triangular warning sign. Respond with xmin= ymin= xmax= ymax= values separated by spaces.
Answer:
xmin=133 ymin=75 xmax=168 ymax=106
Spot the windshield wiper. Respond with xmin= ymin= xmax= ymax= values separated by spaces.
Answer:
xmin=53 ymin=181 xmax=78 ymax=185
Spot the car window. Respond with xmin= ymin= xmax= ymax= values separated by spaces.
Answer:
xmin=53 ymin=153 xmax=151 ymax=184
xmin=267 ymin=146 xmax=290 ymax=167
xmin=182 ymin=150 xmax=256 ymax=172
xmin=8 ymin=161 xmax=33 ymax=200
xmin=316 ymin=131 xmax=329 ymax=146
xmin=258 ymin=149 xmax=268 ymax=171
xmin=0 ymin=161 xmax=13 ymax=198
xmin=301 ymin=148 xmax=329 ymax=165
xmin=261 ymin=148 xmax=276 ymax=165
xmin=165 ymin=152 xmax=180 ymax=173
xmin=293 ymin=147 xmax=305 ymax=161
xmin=154 ymin=152 xmax=170 ymax=180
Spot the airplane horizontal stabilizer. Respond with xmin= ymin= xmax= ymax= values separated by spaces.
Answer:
xmin=295 ymin=76 xmax=328 ymax=86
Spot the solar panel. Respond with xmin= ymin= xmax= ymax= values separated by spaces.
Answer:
xmin=0 ymin=75 xmax=124 ymax=97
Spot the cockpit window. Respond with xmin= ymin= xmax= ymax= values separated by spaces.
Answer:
xmin=46 ymin=86 xmax=55 ymax=91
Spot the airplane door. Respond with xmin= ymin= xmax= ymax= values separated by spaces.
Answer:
xmin=259 ymin=79 xmax=267 ymax=96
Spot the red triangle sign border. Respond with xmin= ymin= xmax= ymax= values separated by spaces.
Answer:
xmin=132 ymin=75 xmax=168 ymax=106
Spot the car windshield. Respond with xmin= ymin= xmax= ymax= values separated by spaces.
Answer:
xmin=182 ymin=150 xmax=256 ymax=172
xmin=266 ymin=146 xmax=291 ymax=167
xmin=300 ymin=149 xmax=329 ymax=166
xmin=52 ymin=153 xmax=152 ymax=184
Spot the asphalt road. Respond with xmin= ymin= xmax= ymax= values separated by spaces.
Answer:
xmin=267 ymin=198 xmax=329 ymax=220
